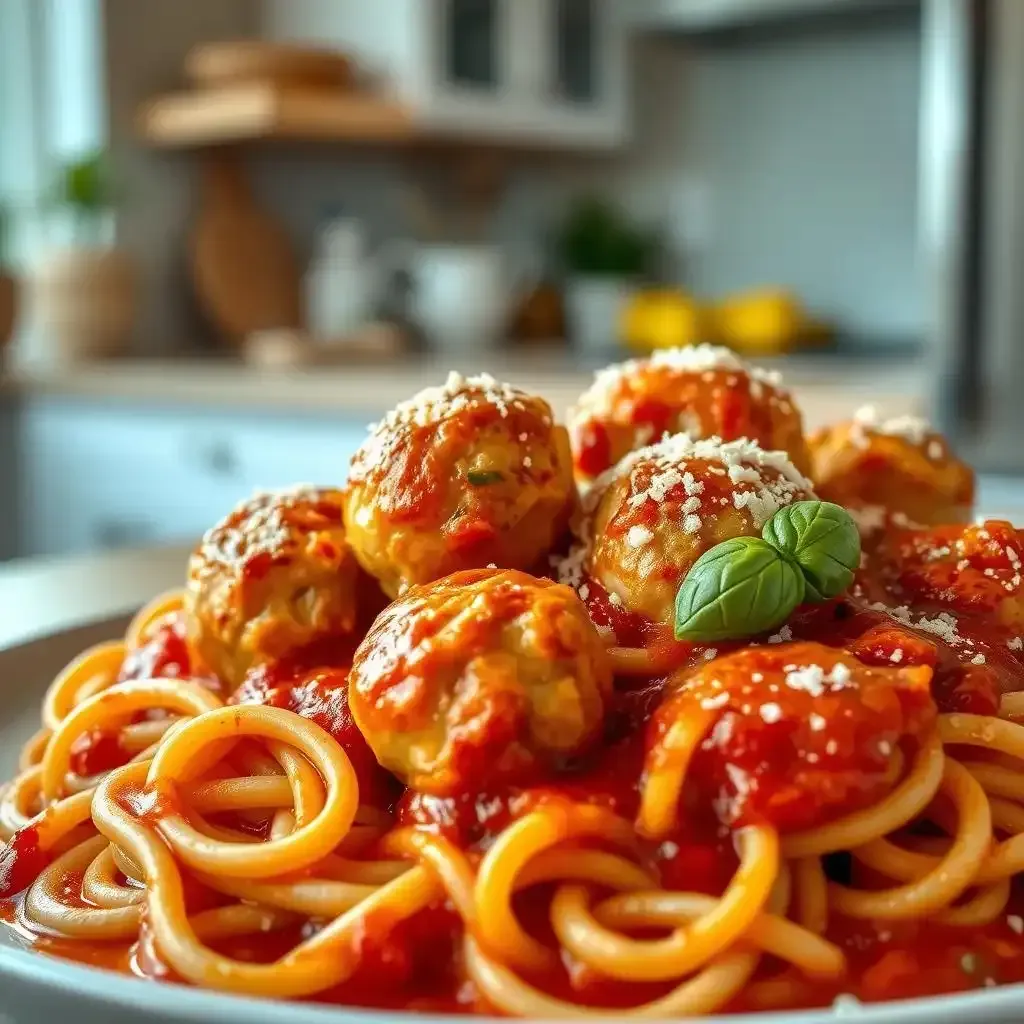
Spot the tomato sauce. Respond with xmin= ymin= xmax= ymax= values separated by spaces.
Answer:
xmin=9 ymin=525 xmax=1024 ymax=1012
xmin=230 ymin=664 xmax=398 ymax=809
xmin=0 ymin=827 xmax=51 ymax=899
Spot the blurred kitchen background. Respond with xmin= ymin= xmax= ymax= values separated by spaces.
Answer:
xmin=1 ymin=0 xmax=1022 ymax=562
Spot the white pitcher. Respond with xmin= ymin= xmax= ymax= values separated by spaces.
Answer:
xmin=379 ymin=242 xmax=513 ymax=353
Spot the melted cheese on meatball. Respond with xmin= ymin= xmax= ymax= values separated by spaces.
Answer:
xmin=656 ymin=641 xmax=935 ymax=831
xmin=558 ymin=434 xmax=815 ymax=630
xmin=568 ymin=345 xmax=810 ymax=481
xmin=345 ymin=373 xmax=575 ymax=597
xmin=185 ymin=486 xmax=368 ymax=688
xmin=810 ymin=405 xmax=975 ymax=533
xmin=348 ymin=569 xmax=612 ymax=795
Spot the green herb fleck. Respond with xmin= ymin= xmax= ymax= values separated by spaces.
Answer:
xmin=467 ymin=469 xmax=504 ymax=486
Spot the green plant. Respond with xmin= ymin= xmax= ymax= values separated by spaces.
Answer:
xmin=46 ymin=151 xmax=118 ymax=246
xmin=674 ymin=501 xmax=861 ymax=643
xmin=556 ymin=196 xmax=656 ymax=278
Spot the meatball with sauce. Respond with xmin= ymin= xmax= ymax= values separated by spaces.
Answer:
xmin=809 ymin=406 xmax=974 ymax=534
xmin=185 ymin=487 xmax=370 ymax=689
xmin=344 ymin=373 xmax=575 ymax=598
xmin=568 ymin=345 xmax=811 ymax=482
xmin=861 ymin=519 xmax=1024 ymax=637
xmin=560 ymin=434 xmax=815 ymax=633
xmin=348 ymin=569 xmax=612 ymax=795
xmin=232 ymin=664 xmax=395 ymax=807
xmin=654 ymin=642 xmax=936 ymax=832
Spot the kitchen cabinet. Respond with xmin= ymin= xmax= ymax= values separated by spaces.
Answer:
xmin=261 ymin=0 xmax=628 ymax=148
xmin=16 ymin=399 xmax=370 ymax=558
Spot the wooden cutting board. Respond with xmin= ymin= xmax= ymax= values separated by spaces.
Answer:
xmin=185 ymin=40 xmax=354 ymax=91
xmin=189 ymin=153 xmax=302 ymax=344
xmin=0 ymin=271 xmax=16 ymax=350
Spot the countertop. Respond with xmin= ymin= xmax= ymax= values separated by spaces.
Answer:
xmin=0 ymin=351 xmax=928 ymax=419
xmin=0 ymin=545 xmax=191 ymax=650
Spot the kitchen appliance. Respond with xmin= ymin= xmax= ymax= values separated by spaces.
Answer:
xmin=925 ymin=0 xmax=1024 ymax=472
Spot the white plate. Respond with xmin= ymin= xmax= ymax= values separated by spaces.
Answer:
xmin=3 ymin=617 xmax=1024 ymax=1023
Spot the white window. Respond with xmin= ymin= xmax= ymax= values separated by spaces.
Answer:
xmin=0 ymin=0 xmax=44 ymax=269
xmin=0 ymin=0 xmax=104 ymax=268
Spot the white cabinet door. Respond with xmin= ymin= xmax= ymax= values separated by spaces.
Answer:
xmin=422 ymin=0 xmax=627 ymax=146
xmin=260 ymin=0 xmax=628 ymax=148
xmin=18 ymin=401 xmax=370 ymax=558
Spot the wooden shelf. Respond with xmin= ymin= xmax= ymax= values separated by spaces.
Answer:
xmin=139 ymin=83 xmax=416 ymax=148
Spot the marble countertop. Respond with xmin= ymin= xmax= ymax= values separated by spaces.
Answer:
xmin=0 ymin=352 xmax=928 ymax=419
xmin=0 ymin=545 xmax=190 ymax=650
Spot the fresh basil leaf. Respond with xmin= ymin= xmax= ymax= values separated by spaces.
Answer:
xmin=674 ymin=536 xmax=805 ymax=642
xmin=467 ymin=469 xmax=504 ymax=486
xmin=762 ymin=500 xmax=860 ymax=602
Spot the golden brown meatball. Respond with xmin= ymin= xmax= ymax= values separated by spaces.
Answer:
xmin=559 ymin=434 xmax=815 ymax=630
xmin=186 ymin=487 xmax=366 ymax=688
xmin=650 ymin=642 xmax=935 ymax=832
xmin=568 ymin=345 xmax=811 ymax=482
xmin=809 ymin=406 xmax=974 ymax=534
xmin=344 ymin=373 xmax=575 ymax=598
xmin=866 ymin=519 xmax=1024 ymax=631
xmin=348 ymin=568 xmax=612 ymax=795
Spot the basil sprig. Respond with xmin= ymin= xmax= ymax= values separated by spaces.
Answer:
xmin=762 ymin=499 xmax=861 ymax=602
xmin=674 ymin=500 xmax=860 ymax=643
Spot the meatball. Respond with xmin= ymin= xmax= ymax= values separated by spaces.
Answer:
xmin=809 ymin=406 xmax=974 ymax=533
xmin=185 ymin=487 xmax=367 ymax=688
xmin=652 ymin=642 xmax=936 ymax=832
xmin=866 ymin=519 xmax=1024 ymax=631
xmin=344 ymin=373 xmax=575 ymax=598
xmin=232 ymin=664 xmax=395 ymax=807
xmin=568 ymin=345 xmax=811 ymax=482
xmin=348 ymin=569 xmax=612 ymax=795
xmin=561 ymin=434 xmax=815 ymax=630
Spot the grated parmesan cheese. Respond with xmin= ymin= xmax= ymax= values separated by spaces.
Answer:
xmin=569 ymin=345 xmax=790 ymax=432
xmin=848 ymin=504 xmax=888 ymax=537
xmin=759 ymin=702 xmax=783 ymax=723
xmin=851 ymin=405 xmax=934 ymax=449
xmin=352 ymin=372 xmax=547 ymax=481
xmin=626 ymin=525 xmax=654 ymax=548
xmin=782 ymin=662 xmax=853 ymax=697
xmin=700 ymin=692 xmax=730 ymax=710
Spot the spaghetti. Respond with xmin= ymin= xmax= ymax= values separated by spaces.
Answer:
xmin=3 ymin=360 xmax=1024 ymax=1017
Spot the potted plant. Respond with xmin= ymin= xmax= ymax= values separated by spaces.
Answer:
xmin=30 ymin=152 xmax=136 ymax=360
xmin=556 ymin=196 xmax=656 ymax=353
xmin=0 ymin=205 xmax=17 ymax=355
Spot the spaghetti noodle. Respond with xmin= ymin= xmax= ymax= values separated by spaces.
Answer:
xmin=3 ymin=361 xmax=1024 ymax=1017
